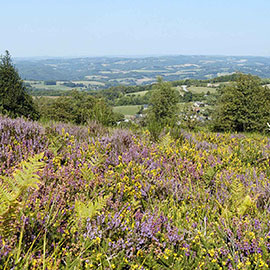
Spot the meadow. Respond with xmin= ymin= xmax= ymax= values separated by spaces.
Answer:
xmin=113 ymin=105 xmax=142 ymax=116
xmin=1 ymin=116 xmax=270 ymax=269
xmin=125 ymin=91 xmax=149 ymax=97
xmin=187 ymin=86 xmax=216 ymax=94
xmin=26 ymin=81 xmax=72 ymax=91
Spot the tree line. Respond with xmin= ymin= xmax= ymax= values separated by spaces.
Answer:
xmin=0 ymin=51 xmax=122 ymax=126
xmin=1 ymin=50 xmax=270 ymax=135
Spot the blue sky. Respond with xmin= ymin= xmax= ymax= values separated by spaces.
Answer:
xmin=1 ymin=0 xmax=270 ymax=57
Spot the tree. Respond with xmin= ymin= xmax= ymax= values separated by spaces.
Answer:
xmin=39 ymin=90 xmax=123 ymax=126
xmin=181 ymin=91 xmax=193 ymax=102
xmin=213 ymin=74 xmax=270 ymax=132
xmin=146 ymin=77 xmax=179 ymax=138
xmin=0 ymin=51 xmax=39 ymax=119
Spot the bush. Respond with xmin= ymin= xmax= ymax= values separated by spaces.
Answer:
xmin=38 ymin=90 xmax=123 ymax=126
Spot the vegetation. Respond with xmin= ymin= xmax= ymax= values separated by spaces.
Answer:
xmin=213 ymin=74 xmax=270 ymax=132
xmin=15 ymin=55 xmax=270 ymax=85
xmin=91 ymin=84 xmax=152 ymax=106
xmin=146 ymin=78 xmax=179 ymax=139
xmin=3 ymin=51 xmax=270 ymax=269
xmin=37 ymin=90 xmax=123 ymax=126
xmin=113 ymin=105 xmax=142 ymax=116
xmin=0 ymin=51 xmax=39 ymax=120
xmin=1 ymin=117 xmax=270 ymax=269
xmin=44 ymin=80 xmax=57 ymax=85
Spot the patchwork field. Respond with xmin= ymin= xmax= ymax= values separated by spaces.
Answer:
xmin=16 ymin=55 xmax=270 ymax=87
xmin=113 ymin=105 xmax=142 ymax=115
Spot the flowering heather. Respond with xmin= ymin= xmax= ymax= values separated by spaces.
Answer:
xmin=1 ymin=117 xmax=270 ymax=269
xmin=0 ymin=116 xmax=48 ymax=174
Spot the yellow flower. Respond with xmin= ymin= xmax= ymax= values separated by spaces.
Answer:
xmin=237 ymin=262 xmax=244 ymax=269
xmin=96 ymin=253 xmax=102 ymax=260
xmin=209 ymin=249 xmax=215 ymax=257
xmin=94 ymin=237 xmax=101 ymax=244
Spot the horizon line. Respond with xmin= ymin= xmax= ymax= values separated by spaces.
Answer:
xmin=13 ymin=53 xmax=270 ymax=60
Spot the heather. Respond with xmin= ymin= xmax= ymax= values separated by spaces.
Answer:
xmin=1 ymin=117 xmax=270 ymax=269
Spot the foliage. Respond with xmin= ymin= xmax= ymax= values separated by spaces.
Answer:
xmin=146 ymin=77 xmax=179 ymax=138
xmin=0 ymin=115 xmax=48 ymax=171
xmin=2 ymin=117 xmax=270 ymax=269
xmin=0 ymin=51 xmax=39 ymax=120
xmin=74 ymin=196 xmax=109 ymax=224
xmin=213 ymin=74 xmax=270 ymax=132
xmin=38 ymin=90 xmax=123 ymax=126
xmin=0 ymin=153 xmax=44 ymax=237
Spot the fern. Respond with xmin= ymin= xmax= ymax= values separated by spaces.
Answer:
xmin=86 ymin=153 xmax=105 ymax=168
xmin=216 ymin=177 xmax=257 ymax=220
xmin=159 ymin=133 xmax=173 ymax=151
xmin=74 ymin=195 xmax=109 ymax=224
xmin=80 ymin=164 xmax=95 ymax=183
xmin=0 ymin=153 xmax=44 ymax=236
xmin=229 ymin=179 xmax=257 ymax=216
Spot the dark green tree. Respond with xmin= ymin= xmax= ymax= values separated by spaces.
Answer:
xmin=39 ymin=90 xmax=123 ymax=126
xmin=0 ymin=51 xmax=39 ymax=119
xmin=146 ymin=77 xmax=179 ymax=138
xmin=213 ymin=74 xmax=270 ymax=132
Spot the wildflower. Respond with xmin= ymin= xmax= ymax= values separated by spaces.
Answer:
xmin=209 ymin=249 xmax=215 ymax=257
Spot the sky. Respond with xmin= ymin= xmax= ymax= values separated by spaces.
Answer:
xmin=0 ymin=0 xmax=270 ymax=57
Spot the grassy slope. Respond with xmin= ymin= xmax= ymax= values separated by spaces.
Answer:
xmin=187 ymin=86 xmax=216 ymax=94
xmin=113 ymin=105 xmax=142 ymax=115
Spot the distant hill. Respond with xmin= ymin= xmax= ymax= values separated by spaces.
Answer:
xmin=14 ymin=55 xmax=270 ymax=88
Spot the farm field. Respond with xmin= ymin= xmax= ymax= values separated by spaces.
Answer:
xmin=187 ymin=86 xmax=217 ymax=94
xmin=125 ymin=90 xmax=149 ymax=97
xmin=32 ymin=95 xmax=59 ymax=99
xmin=113 ymin=105 xmax=142 ymax=116
xmin=1 ymin=116 xmax=270 ymax=269
xmin=26 ymin=81 xmax=72 ymax=91
xmin=72 ymin=80 xmax=105 ymax=86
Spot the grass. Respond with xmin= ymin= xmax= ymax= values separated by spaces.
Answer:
xmin=28 ymin=82 xmax=71 ymax=91
xmin=73 ymin=80 xmax=105 ymax=86
xmin=32 ymin=96 xmax=60 ymax=99
xmin=113 ymin=105 xmax=142 ymax=115
xmin=187 ymin=86 xmax=216 ymax=94
xmin=27 ymin=80 xmax=105 ymax=90
xmin=125 ymin=90 xmax=149 ymax=97
xmin=177 ymin=102 xmax=193 ymax=111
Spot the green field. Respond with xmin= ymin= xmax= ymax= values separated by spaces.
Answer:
xmin=187 ymin=86 xmax=216 ymax=94
xmin=125 ymin=90 xmax=149 ymax=97
xmin=113 ymin=105 xmax=142 ymax=115
xmin=32 ymin=96 xmax=59 ymax=99
xmin=26 ymin=80 xmax=105 ymax=90
xmin=26 ymin=81 xmax=72 ymax=91
xmin=173 ymin=86 xmax=184 ymax=94
xmin=72 ymin=80 xmax=105 ymax=86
